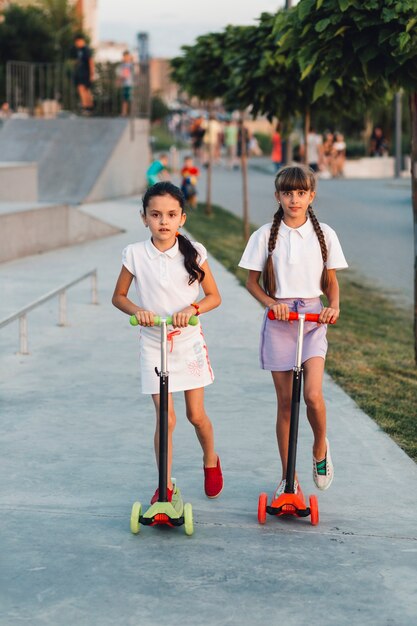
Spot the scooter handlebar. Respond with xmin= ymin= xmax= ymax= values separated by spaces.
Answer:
xmin=267 ymin=310 xmax=335 ymax=324
xmin=130 ymin=314 xmax=199 ymax=327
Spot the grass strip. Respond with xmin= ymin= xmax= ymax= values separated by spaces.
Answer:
xmin=185 ymin=202 xmax=417 ymax=461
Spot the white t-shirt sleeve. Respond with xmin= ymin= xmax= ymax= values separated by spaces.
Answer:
xmin=122 ymin=244 xmax=135 ymax=275
xmin=193 ymin=241 xmax=208 ymax=266
xmin=323 ymin=225 xmax=348 ymax=270
xmin=238 ymin=226 xmax=269 ymax=271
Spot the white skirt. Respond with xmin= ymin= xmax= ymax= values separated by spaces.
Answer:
xmin=138 ymin=323 xmax=214 ymax=394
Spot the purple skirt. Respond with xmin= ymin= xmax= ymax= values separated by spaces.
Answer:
xmin=260 ymin=298 xmax=328 ymax=371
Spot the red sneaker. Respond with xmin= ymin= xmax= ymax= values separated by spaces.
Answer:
xmin=150 ymin=486 xmax=173 ymax=505
xmin=204 ymin=456 xmax=223 ymax=498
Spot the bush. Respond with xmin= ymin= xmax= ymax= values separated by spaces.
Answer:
xmin=254 ymin=132 xmax=272 ymax=155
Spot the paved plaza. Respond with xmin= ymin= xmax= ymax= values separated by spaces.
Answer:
xmin=1 ymin=172 xmax=416 ymax=624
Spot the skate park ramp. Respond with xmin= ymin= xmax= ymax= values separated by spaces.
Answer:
xmin=0 ymin=118 xmax=150 ymax=204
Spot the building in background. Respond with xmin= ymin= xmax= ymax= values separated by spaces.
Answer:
xmin=71 ymin=0 xmax=98 ymax=48
xmin=96 ymin=41 xmax=137 ymax=64
xmin=149 ymin=58 xmax=179 ymax=105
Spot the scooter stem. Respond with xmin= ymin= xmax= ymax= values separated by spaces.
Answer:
xmin=285 ymin=313 xmax=305 ymax=494
xmin=158 ymin=319 xmax=169 ymax=502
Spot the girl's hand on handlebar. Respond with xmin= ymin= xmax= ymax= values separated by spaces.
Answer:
xmin=319 ymin=307 xmax=339 ymax=325
xmin=172 ymin=306 xmax=195 ymax=328
xmin=269 ymin=302 xmax=290 ymax=321
xmin=135 ymin=309 xmax=156 ymax=326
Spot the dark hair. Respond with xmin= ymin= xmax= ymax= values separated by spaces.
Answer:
xmin=142 ymin=182 xmax=205 ymax=285
xmin=262 ymin=165 xmax=329 ymax=297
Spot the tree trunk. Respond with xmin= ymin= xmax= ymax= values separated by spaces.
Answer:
xmin=410 ymin=93 xmax=417 ymax=364
xmin=205 ymin=147 xmax=212 ymax=216
xmin=240 ymin=116 xmax=250 ymax=242
xmin=304 ymin=108 xmax=310 ymax=166
xmin=205 ymin=108 xmax=213 ymax=215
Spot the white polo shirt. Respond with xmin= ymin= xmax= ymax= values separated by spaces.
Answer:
xmin=122 ymin=238 xmax=207 ymax=317
xmin=239 ymin=218 xmax=348 ymax=298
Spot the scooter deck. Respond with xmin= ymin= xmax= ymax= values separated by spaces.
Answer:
xmin=267 ymin=492 xmax=311 ymax=519
xmin=141 ymin=487 xmax=184 ymax=527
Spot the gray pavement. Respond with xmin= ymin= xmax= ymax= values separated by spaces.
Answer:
xmin=200 ymin=159 xmax=414 ymax=307
xmin=1 ymin=195 xmax=417 ymax=625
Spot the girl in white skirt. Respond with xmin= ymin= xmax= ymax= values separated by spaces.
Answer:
xmin=239 ymin=165 xmax=348 ymax=498
xmin=112 ymin=182 xmax=223 ymax=503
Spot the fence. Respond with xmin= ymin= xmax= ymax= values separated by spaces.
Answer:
xmin=0 ymin=269 xmax=98 ymax=354
xmin=6 ymin=60 xmax=150 ymax=119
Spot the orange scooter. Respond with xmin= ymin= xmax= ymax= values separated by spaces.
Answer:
xmin=258 ymin=311 xmax=333 ymax=527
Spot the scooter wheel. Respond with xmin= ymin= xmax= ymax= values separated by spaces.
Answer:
xmin=184 ymin=502 xmax=193 ymax=536
xmin=258 ymin=492 xmax=268 ymax=525
xmin=309 ymin=495 xmax=319 ymax=526
xmin=130 ymin=501 xmax=142 ymax=534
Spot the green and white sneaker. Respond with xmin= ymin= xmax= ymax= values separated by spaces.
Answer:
xmin=313 ymin=437 xmax=334 ymax=490
xmin=273 ymin=478 xmax=300 ymax=500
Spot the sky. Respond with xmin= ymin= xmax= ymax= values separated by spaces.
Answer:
xmin=98 ymin=0 xmax=292 ymax=58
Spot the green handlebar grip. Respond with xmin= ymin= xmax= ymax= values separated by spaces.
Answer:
xmin=130 ymin=314 xmax=199 ymax=326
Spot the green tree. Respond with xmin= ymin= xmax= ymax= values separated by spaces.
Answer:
xmin=171 ymin=31 xmax=230 ymax=214
xmin=0 ymin=4 xmax=55 ymax=64
xmin=39 ymin=0 xmax=80 ymax=61
xmin=292 ymin=0 xmax=417 ymax=362
xmin=151 ymin=95 xmax=169 ymax=123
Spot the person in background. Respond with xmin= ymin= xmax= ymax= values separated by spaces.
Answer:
xmin=224 ymin=119 xmax=238 ymax=169
xmin=331 ymin=132 xmax=346 ymax=177
xmin=181 ymin=155 xmax=200 ymax=208
xmin=271 ymin=122 xmax=283 ymax=173
xmin=321 ymin=132 xmax=335 ymax=178
xmin=203 ymin=114 xmax=222 ymax=166
xmin=119 ymin=50 xmax=134 ymax=117
xmin=146 ymin=154 xmax=170 ymax=187
xmin=237 ymin=119 xmax=250 ymax=161
xmin=300 ymin=127 xmax=323 ymax=173
xmin=190 ymin=116 xmax=206 ymax=160
xmin=370 ymin=126 xmax=389 ymax=157
xmin=72 ymin=34 xmax=94 ymax=115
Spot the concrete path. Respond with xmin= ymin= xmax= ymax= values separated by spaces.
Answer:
xmin=199 ymin=159 xmax=414 ymax=307
xmin=1 ymin=196 xmax=416 ymax=626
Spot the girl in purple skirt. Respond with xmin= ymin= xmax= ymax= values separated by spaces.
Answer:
xmin=239 ymin=165 xmax=348 ymax=498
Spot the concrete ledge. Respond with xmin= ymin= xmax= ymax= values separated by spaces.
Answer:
xmin=0 ymin=203 xmax=122 ymax=263
xmin=0 ymin=162 xmax=38 ymax=201
xmin=343 ymin=157 xmax=394 ymax=178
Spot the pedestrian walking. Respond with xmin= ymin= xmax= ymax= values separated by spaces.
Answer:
xmin=300 ymin=127 xmax=323 ymax=172
xmin=72 ymin=34 xmax=94 ymax=115
xmin=271 ymin=122 xmax=283 ymax=173
xmin=331 ymin=132 xmax=346 ymax=177
xmin=112 ymin=182 xmax=224 ymax=503
xmin=239 ymin=165 xmax=348 ymax=499
xmin=180 ymin=155 xmax=200 ymax=208
xmin=224 ymin=119 xmax=238 ymax=169
xmin=118 ymin=50 xmax=134 ymax=117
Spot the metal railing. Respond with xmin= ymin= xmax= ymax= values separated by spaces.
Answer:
xmin=6 ymin=60 xmax=150 ymax=119
xmin=0 ymin=269 xmax=98 ymax=355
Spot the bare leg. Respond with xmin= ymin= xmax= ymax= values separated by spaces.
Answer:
xmin=271 ymin=370 xmax=293 ymax=478
xmin=303 ymin=357 xmax=327 ymax=460
xmin=77 ymin=84 xmax=89 ymax=108
xmin=152 ymin=392 xmax=176 ymax=490
xmin=184 ymin=387 xmax=217 ymax=467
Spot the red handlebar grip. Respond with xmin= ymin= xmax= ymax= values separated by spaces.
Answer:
xmin=267 ymin=310 xmax=328 ymax=323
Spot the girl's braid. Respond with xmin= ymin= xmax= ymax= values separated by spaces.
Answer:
xmin=308 ymin=205 xmax=329 ymax=292
xmin=263 ymin=205 xmax=284 ymax=298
